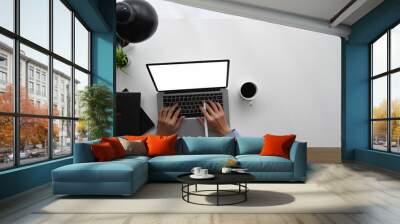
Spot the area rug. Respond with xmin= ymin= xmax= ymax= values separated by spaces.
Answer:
xmin=37 ymin=183 xmax=362 ymax=214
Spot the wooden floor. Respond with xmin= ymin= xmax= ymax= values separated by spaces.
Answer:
xmin=1 ymin=162 xmax=400 ymax=224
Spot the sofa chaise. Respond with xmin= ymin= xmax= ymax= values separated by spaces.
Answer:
xmin=52 ymin=137 xmax=307 ymax=196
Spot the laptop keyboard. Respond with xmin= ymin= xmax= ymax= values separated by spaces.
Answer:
xmin=163 ymin=92 xmax=223 ymax=117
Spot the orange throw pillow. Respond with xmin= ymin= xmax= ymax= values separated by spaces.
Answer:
xmin=101 ymin=137 xmax=127 ymax=158
xmin=91 ymin=142 xmax=118 ymax=161
xmin=146 ymin=134 xmax=177 ymax=157
xmin=124 ymin=135 xmax=148 ymax=141
xmin=260 ymin=134 xmax=296 ymax=159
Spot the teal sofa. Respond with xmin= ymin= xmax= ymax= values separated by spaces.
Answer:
xmin=52 ymin=137 xmax=307 ymax=196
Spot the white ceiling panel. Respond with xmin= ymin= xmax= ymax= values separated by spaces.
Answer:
xmin=227 ymin=0 xmax=352 ymax=21
xmin=164 ymin=0 xmax=384 ymax=38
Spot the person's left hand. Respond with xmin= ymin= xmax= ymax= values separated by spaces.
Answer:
xmin=156 ymin=103 xmax=184 ymax=136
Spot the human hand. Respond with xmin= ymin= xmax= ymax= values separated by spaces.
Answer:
xmin=198 ymin=101 xmax=231 ymax=136
xmin=156 ymin=103 xmax=184 ymax=136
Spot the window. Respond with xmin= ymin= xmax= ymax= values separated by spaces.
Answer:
xmin=0 ymin=54 xmax=7 ymax=86
xmin=0 ymin=0 xmax=14 ymax=31
xmin=53 ymin=59 xmax=72 ymax=117
xmin=28 ymin=81 xmax=34 ymax=94
xmin=371 ymin=23 xmax=400 ymax=153
xmin=20 ymin=0 xmax=49 ymax=49
xmin=0 ymin=0 xmax=91 ymax=170
xmin=391 ymin=22 xmax=400 ymax=69
xmin=75 ymin=18 xmax=90 ymax=70
xmin=28 ymin=67 xmax=34 ymax=80
xmin=0 ymin=35 xmax=13 ymax=112
xmin=42 ymin=85 xmax=46 ymax=97
xmin=0 ymin=116 xmax=13 ymax=170
xmin=35 ymin=70 xmax=41 ymax=81
xmin=35 ymin=83 xmax=40 ymax=95
xmin=0 ymin=55 xmax=7 ymax=67
xmin=20 ymin=117 xmax=49 ymax=165
xmin=53 ymin=119 xmax=72 ymax=158
xmin=0 ymin=71 xmax=6 ymax=85
xmin=74 ymin=69 xmax=89 ymax=143
xmin=53 ymin=0 xmax=72 ymax=60
xmin=74 ymin=69 xmax=89 ymax=119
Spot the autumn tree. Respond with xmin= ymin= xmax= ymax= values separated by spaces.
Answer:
xmin=0 ymin=84 xmax=59 ymax=153
xmin=372 ymin=99 xmax=400 ymax=143
xmin=0 ymin=85 xmax=14 ymax=150
xmin=75 ymin=119 xmax=87 ymax=142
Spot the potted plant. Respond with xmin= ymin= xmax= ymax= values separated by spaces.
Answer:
xmin=116 ymin=46 xmax=129 ymax=74
xmin=79 ymin=84 xmax=113 ymax=140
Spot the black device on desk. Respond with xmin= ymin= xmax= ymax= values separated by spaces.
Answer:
xmin=116 ymin=92 xmax=154 ymax=136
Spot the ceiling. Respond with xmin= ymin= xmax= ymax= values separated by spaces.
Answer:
xmin=165 ymin=0 xmax=384 ymax=38
xmin=228 ymin=0 xmax=353 ymax=23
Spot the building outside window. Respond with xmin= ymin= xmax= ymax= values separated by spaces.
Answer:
xmin=371 ymin=23 xmax=400 ymax=154
xmin=0 ymin=0 xmax=91 ymax=170
xmin=28 ymin=66 xmax=34 ymax=80
xmin=0 ymin=54 xmax=7 ymax=89
xmin=35 ymin=83 xmax=40 ymax=95
xmin=35 ymin=70 xmax=40 ymax=81
xmin=0 ymin=71 xmax=6 ymax=84
xmin=41 ymin=85 xmax=46 ymax=97
xmin=0 ymin=54 xmax=7 ymax=67
xmin=41 ymin=73 xmax=46 ymax=83
xmin=54 ymin=89 xmax=58 ymax=103
xmin=28 ymin=81 xmax=34 ymax=94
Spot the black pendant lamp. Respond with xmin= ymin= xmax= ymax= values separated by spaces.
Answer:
xmin=116 ymin=0 xmax=158 ymax=47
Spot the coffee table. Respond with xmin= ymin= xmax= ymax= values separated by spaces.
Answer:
xmin=177 ymin=173 xmax=255 ymax=206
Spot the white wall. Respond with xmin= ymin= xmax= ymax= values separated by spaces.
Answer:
xmin=117 ymin=0 xmax=341 ymax=147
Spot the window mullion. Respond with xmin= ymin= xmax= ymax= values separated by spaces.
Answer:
xmin=370 ymin=45 xmax=373 ymax=149
xmin=388 ymin=30 xmax=392 ymax=152
xmin=48 ymin=0 xmax=54 ymax=160
xmin=13 ymin=0 xmax=21 ymax=166
xmin=71 ymin=10 xmax=76 ymax=155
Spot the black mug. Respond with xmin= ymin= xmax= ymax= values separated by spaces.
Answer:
xmin=240 ymin=82 xmax=257 ymax=101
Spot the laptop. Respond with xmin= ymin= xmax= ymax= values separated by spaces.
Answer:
xmin=146 ymin=59 xmax=230 ymax=136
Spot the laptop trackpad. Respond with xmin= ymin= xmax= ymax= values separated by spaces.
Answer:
xmin=177 ymin=118 xmax=205 ymax=137
xmin=177 ymin=118 xmax=220 ymax=137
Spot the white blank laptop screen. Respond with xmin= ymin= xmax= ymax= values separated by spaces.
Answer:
xmin=148 ymin=61 xmax=228 ymax=91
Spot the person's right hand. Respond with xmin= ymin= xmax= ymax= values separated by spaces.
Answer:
xmin=198 ymin=101 xmax=231 ymax=136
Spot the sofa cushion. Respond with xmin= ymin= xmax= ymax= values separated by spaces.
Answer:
xmin=101 ymin=137 xmax=127 ymax=158
xmin=147 ymin=135 xmax=177 ymax=157
xmin=91 ymin=142 xmax=118 ymax=161
xmin=260 ymin=134 xmax=296 ymax=159
xmin=115 ymin=155 xmax=150 ymax=163
xmin=124 ymin=135 xmax=148 ymax=141
xmin=73 ymin=140 xmax=100 ymax=163
xmin=149 ymin=154 xmax=235 ymax=172
xmin=236 ymin=155 xmax=293 ymax=172
xmin=118 ymin=137 xmax=147 ymax=156
xmin=236 ymin=137 xmax=263 ymax=155
xmin=180 ymin=137 xmax=235 ymax=155
xmin=53 ymin=158 xmax=147 ymax=183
